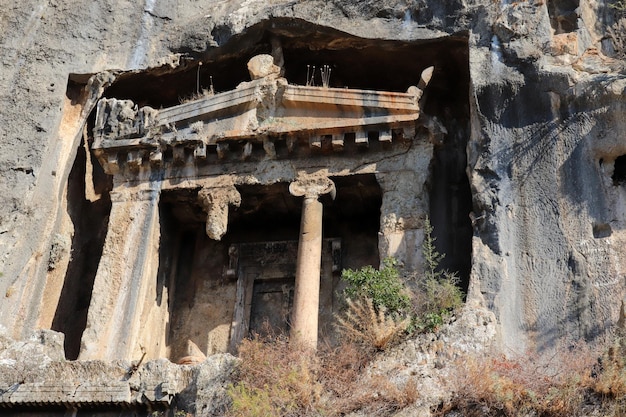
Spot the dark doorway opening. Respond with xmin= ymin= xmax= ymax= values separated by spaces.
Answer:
xmin=613 ymin=155 xmax=626 ymax=186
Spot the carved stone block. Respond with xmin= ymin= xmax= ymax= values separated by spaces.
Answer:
xmin=355 ymin=131 xmax=369 ymax=147
xmin=309 ymin=135 xmax=322 ymax=150
xmin=331 ymin=134 xmax=344 ymax=151
xmin=194 ymin=142 xmax=207 ymax=159
xmin=379 ymin=129 xmax=392 ymax=144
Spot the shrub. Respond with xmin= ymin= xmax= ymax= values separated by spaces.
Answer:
xmin=442 ymin=347 xmax=596 ymax=417
xmin=610 ymin=0 xmax=626 ymax=12
xmin=412 ymin=217 xmax=464 ymax=331
xmin=339 ymin=257 xmax=413 ymax=351
xmin=341 ymin=257 xmax=411 ymax=316
xmin=227 ymin=333 xmax=420 ymax=417
xmin=593 ymin=334 xmax=626 ymax=402
xmin=335 ymin=297 xmax=410 ymax=352
xmin=228 ymin=217 xmax=464 ymax=416
xmin=340 ymin=216 xmax=464 ymax=334
xmin=226 ymin=335 xmax=321 ymax=417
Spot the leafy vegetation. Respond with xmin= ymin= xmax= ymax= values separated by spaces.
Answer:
xmin=226 ymin=214 xmax=626 ymax=416
xmin=608 ymin=0 xmax=626 ymax=60
xmin=412 ymin=216 xmax=464 ymax=331
xmin=227 ymin=216 xmax=462 ymax=416
xmin=341 ymin=257 xmax=411 ymax=317
xmin=340 ymin=216 xmax=464 ymax=336
xmin=610 ymin=0 xmax=626 ymax=12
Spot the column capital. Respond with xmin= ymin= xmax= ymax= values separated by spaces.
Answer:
xmin=197 ymin=185 xmax=241 ymax=241
xmin=289 ymin=176 xmax=335 ymax=200
xmin=197 ymin=185 xmax=241 ymax=208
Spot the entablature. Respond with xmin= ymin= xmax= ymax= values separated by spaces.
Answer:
xmin=92 ymin=55 xmax=434 ymax=176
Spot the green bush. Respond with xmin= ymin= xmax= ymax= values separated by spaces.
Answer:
xmin=341 ymin=216 xmax=464 ymax=334
xmin=413 ymin=217 xmax=464 ymax=331
xmin=341 ymin=257 xmax=411 ymax=317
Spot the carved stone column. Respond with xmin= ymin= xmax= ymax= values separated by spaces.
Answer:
xmin=198 ymin=186 xmax=241 ymax=241
xmin=79 ymin=186 xmax=165 ymax=361
xmin=289 ymin=177 xmax=335 ymax=349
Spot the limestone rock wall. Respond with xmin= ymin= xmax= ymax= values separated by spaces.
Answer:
xmin=0 ymin=0 xmax=624 ymax=358
xmin=467 ymin=0 xmax=626 ymax=353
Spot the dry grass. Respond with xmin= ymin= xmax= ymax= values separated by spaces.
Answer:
xmin=438 ymin=339 xmax=626 ymax=417
xmin=228 ymin=325 xmax=626 ymax=417
xmin=178 ymin=88 xmax=214 ymax=104
xmin=593 ymin=335 xmax=626 ymax=401
xmin=335 ymin=297 xmax=410 ymax=353
xmin=227 ymin=335 xmax=321 ymax=417
xmin=227 ymin=330 xmax=419 ymax=417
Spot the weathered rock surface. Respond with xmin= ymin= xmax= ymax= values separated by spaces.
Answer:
xmin=0 ymin=0 xmax=625 ymax=413
xmin=0 ymin=328 xmax=237 ymax=415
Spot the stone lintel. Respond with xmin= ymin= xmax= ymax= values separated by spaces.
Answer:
xmin=282 ymin=84 xmax=419 ymax=111
xmin=0 ymin=381 xmax=174 ymax=408
xmin=379 ymin=129 xmax=392 ymax=147
xmin=331 ymin=134 xmax=344 ymax=151
xmin=0 ymin=382 xmax=132 ymax=407
xmin=355 ymin=130 xmax=369 ymax=147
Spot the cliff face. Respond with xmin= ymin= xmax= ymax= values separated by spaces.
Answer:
xmin=0 ymin=0 xmax=624 ymax=360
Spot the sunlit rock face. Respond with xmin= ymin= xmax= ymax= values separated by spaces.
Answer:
xmin=0 ymin=0 xmax=624 ymax=413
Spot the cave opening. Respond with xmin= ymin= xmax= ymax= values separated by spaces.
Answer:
xmin=101 ymin=18 xmax=469 ymax=114
xmin=547 ymin=0 xmax=579 ymax=34
xmin=429 ymin=124 xmax=473 ymax=294
xmin=51 ymin=87 xmax=112 ymax=359
xmin=613 ymin=154 xmax=626 ymax=186
xmin=80 ymin=18 xmax=473 ymax=358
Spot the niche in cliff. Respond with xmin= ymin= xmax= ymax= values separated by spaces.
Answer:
xmin=51 ymin=81 xmax=112 ymax=360
xmin=612 ymin=154 xmax=626 ymax=186
xmin=99 ymin=18 xmax=468 ymax=113
xmin=547 ymin=0 xmax=579 ymax=33
xmin=92 ymin=18 xmax=472 ymax=286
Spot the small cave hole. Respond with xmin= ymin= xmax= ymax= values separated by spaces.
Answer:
xmin=547 ymin=0 xmax=579 ymax=34
xmin=612 ymin=154 xmax=626 ymax=186
xmin=592 ymin=223 xmax=612 ymax=238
